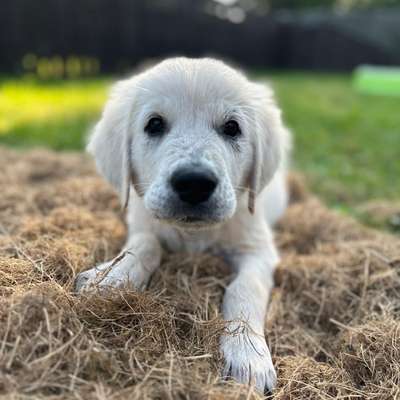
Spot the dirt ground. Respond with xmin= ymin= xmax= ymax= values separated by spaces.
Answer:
xmin=0 ymin=147 xmax=399 ymax=400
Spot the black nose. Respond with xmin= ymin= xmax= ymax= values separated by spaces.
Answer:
xmin=170 ymin=167 xmax=218 ymax=205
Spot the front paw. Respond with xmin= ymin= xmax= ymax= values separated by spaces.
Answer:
xmin=75 ymin=254 xmax=147 ymax=293
xmin=221 ymin=330 xmax=277 ymax=394
xmin=75 ymin=267 xmax=99 ymax=293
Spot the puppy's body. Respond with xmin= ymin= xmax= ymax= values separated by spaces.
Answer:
xmin=75 ymin=58 xmax=291 ymax=393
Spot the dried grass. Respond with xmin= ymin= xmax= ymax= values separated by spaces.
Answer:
xmin=0 ymin=147 xmax=399 ymax=399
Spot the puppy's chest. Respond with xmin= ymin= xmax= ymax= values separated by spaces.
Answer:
xmin=157 ymin=225 xmax=222 ymax=255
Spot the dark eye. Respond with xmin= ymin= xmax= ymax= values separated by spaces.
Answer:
xmin=223 ymin=120 xmax=241 ymax=138
xmin=145 ymin=116 xmax=166 ymax=136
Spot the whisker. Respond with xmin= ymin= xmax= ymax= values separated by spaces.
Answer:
xmin=132 ymin=182 xmax=152 ymax=189
xmin=233 ymin=185 xmax=250 ymax=194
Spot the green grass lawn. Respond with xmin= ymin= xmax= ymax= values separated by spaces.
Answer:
xmin=1 ymin=73 xmax=399 ymax=215
xmin=268 ymin=73 xmax=399 ymax=206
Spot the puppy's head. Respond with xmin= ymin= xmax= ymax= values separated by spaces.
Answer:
xmin=88 ymin=58 xmax=289 ymax=229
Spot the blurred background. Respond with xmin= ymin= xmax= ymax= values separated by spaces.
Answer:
xmin=0 ymin=0 xmax=399 ymax=229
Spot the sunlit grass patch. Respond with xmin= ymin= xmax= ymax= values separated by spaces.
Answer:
xmin=0 ymin=77 xmax=110 ymax=149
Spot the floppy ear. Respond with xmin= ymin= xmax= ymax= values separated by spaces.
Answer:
xmin=247 ymin=83 xmax=291 ymax=214
xmin=87 ymin=79 xmax=137 ymax=209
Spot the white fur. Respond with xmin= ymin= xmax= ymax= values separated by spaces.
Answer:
xmin=75 ymin=57 xmax=291 ymax=394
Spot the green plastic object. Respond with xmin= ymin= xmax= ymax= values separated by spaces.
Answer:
xmin=353 ymin=65 xmax=400 ymax=97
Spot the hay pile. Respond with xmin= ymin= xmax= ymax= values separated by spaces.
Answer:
xmin=0 ymin=147 xmax=399 ymax=400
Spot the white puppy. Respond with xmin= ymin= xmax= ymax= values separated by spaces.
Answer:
xmin=75 ymin=57 xmax=291 ymax=393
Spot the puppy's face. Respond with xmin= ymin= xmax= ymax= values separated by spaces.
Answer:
xmin=132 ymin=64 xmax=254 ymax=228
xmin=88 ymin=58 xmax=288 ymax=229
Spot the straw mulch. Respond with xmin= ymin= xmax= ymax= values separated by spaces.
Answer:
xmin=0 ymin=147 xmax=399 ymax=400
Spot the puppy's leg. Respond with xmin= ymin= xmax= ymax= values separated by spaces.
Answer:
xmin=75 ymin=233 xmax=162 ymax=293
xmin=221 ymin=246 xmax=278 ymax=394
